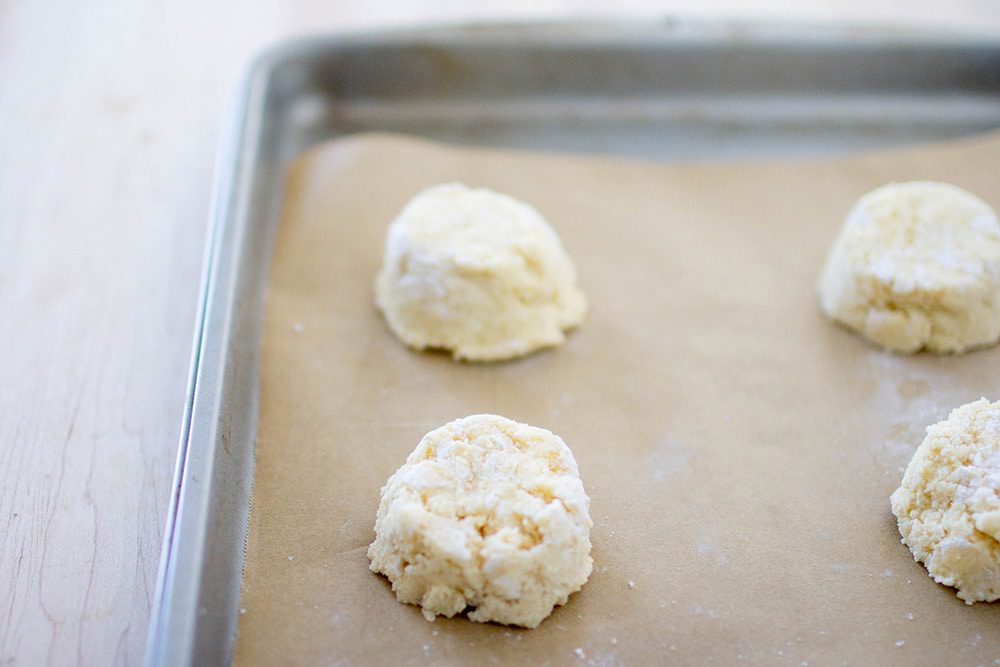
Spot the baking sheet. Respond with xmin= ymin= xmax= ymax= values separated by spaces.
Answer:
xmin=233 ymin=131 xmax=1000 ymax=665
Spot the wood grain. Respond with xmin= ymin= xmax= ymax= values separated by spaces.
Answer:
xmin=0 ymin=1 xmax=997 ymax=665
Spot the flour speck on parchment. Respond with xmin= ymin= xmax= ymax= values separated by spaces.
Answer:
xmin=864 ymin=351 xmax=956 ymax=470
xmin=646 ymin=438 xmax=692 ymax=483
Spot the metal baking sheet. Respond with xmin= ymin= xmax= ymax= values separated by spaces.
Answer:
xmin=145 ymin=20 xmax=1000 ymax=666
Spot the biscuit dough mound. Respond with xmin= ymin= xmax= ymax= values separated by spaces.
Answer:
xmin=818 ymin=181 xmax=1000 ymax=354
xmin=367 ymin=414 xmax=593 ymax=628
xmin=375 ymin=183 xmax=587 ymax=361
xmin=890 ymin=398 xmax=1000 ymax=603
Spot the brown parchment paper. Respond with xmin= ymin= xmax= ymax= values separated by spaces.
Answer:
xmin=233 ymin=132 xmax=1000 ymax=666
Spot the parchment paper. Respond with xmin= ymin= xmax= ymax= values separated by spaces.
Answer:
xmin=233 ymin=132 xmax=1000 ymax=666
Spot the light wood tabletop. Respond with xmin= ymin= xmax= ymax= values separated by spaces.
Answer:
xmin=1 ymin=2 xmax=997 ymax=665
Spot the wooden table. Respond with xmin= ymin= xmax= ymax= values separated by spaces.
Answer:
xmin=1 ymin=2 xmax=997 ymax=664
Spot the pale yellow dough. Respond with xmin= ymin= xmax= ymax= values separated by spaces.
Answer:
xmin=367 ymin=414 xmax=593 ymax=628
xmin=375 ymin=183 xmax=587 ymax=361
xmin=891 ymin=398 xmax=1000 ymax=603
xmin=818 ymin=181 xmax=1000 ymax=354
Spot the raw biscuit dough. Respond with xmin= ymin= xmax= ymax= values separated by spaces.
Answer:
xmin=818 ymin=181 xmax=1000 ymax=353
xmin=367 ymin=414 xmax=593 ymax=628
xmin=375 ymin=183 xmax=587 ymax=361
xmin=890 ymin=398 xmax=1000 ymax=603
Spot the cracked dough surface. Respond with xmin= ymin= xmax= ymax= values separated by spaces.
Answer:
xmin=818 ymin=181 xmax=1000 ymax=353
xmin=367 ymin=414 xmax=593 ymax=628
xmin=375 ymin=183 xmax=587 ymax=361
xmin=891 ymin=398 xmax=1000 ymax=603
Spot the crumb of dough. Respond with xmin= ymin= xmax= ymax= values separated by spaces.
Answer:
xmin=818 ymin=181 xmax=1000 ymax=354
xmin=367 ymin=414 xmax=593 ymax=628
xmin=890 ymin=398 xmax=1000 ymax=603
xmin=375 ymin=183 xmax=587 ymax=361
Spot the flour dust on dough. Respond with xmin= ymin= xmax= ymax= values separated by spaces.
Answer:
xmin=891 ymin=398 xmax=1000 ymax=603
xmin=375 ymin=183 xmax=587 ymax=361
xmin=819 ymin=181 xmax=1000 ymax=354
xmin=367 ymin=414 xmax=593 ymax=628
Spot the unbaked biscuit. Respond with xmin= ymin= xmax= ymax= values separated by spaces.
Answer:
xmin=819 ymin=182 xmax=1000 ymax=354
xmin=367 ymin=414 xmax=593 ymax=627
xmin=891 ymin=398 xmax=1000 ymax=603
xmin=375 ymin=184 xmax=587 ymax=361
